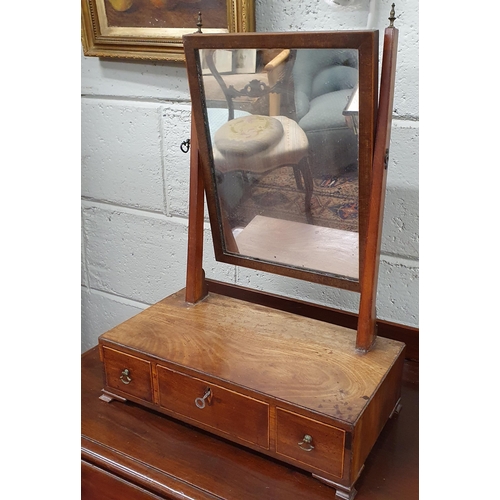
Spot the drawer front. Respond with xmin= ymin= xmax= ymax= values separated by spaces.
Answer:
xmin=157 ymin=365 xmax=269 ymax=449
xmin=82 ymin=461 xmax=164 ymax=500
xmin=276 ymin=408 xmax=345 ymax=478
xmin=102 ymin=347 xmax=153 ymax=403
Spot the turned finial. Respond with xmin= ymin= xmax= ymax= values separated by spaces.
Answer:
xmin=389 ymin=4 xmax=396 ymax=27
xmin=196 ymin=11 xmax=203 ymax=33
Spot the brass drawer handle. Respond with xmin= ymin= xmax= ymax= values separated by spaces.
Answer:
xmin=120 ymin=368 xmax=132 ymax=385
xmin=298 ymin=434 xmax=315 ymax=452
xmin=195 ymin=388 xmax=212 ymax=409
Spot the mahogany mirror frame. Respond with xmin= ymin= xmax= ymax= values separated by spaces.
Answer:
xmin=183 ymin=27 xmax=398 ymax=351
xmin=183 ymin=31 xmax=378 ymax=291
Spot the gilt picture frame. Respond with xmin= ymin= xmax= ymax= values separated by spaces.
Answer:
xmin=81 ymin=0 xmax=255 ymax=62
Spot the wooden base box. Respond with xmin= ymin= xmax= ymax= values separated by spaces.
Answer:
xmin=98 ymin=289 xmax=405 ymax=500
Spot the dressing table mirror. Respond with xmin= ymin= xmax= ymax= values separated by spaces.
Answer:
xmin=187 ymin=34 xmax=374 ymax=286
xmin=97 ymin=13 xmax=405 ymax=500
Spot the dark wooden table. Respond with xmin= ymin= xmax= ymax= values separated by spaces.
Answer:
xmin=82 ymin=347 xmax=418 ymax=499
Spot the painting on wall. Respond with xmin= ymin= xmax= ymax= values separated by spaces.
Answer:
xmin=81 ymin=0 xmax=255 ymax=62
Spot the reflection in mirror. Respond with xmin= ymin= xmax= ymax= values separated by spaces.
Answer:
xmin=199 ymin=47 xmax=359 ymax=281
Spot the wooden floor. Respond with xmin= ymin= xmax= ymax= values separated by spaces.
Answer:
xmin=235 ymin=215 xmax=359 ymax=279
xmin=82 ymin=346 xmax=418 ymax=499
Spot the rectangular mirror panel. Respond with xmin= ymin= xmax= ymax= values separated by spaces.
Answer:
xmin=200 ymin=48 xmax=359 ymax=280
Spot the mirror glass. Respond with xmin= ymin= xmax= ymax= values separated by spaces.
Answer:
xmin=199 ymin=47 xmax=360 ymax=281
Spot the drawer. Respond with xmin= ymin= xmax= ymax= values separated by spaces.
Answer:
xmin=157 ymin=365 xmax=269 ymax=449
xmin=82 ymin=461 xmax=163 ymax=500
xmin=276 ymin=408 xmax=345 ymax=478
xmin=102 ymin=347 xmax=153 ymax=403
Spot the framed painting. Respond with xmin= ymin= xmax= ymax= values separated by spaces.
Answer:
xmin=81 ymin=0 xmax=255 ymax=62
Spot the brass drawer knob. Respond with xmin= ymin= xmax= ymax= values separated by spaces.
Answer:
xmin=298 ymin=434 xmax=315 ymax=452
xmin=195 ymin=388 xmax=212 ymax=409
xmin=120 ymin=368 xmax=132 ymax=385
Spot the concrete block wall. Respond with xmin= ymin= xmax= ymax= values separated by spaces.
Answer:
xmin=81 ymin=0 xmax=419 ymax=352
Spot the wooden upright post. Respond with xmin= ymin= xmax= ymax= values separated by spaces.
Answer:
xmin=357 ymin=18 xmax=399 ymax=351
xmin=185 ymin=116 xmax=208 ymax=304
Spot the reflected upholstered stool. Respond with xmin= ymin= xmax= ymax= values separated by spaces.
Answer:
xmin=213 ymin=114 xmax=313 ymax=215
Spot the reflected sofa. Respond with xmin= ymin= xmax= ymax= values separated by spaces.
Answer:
xmin=292 ymin=48 xmax=359 ymax=177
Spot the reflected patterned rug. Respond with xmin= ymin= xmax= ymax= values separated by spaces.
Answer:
xmin=227 ymin=166 xmax=359 ymax=232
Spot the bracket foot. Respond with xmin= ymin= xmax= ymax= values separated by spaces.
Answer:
xmin=312 ymin=474 xmax=357 ymax=500
xmin=389 ymin=397 xmax=403 ymax=418
xmin=99 ymin=389 xmax=127 ymax=403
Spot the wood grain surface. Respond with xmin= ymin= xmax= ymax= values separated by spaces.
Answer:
xmin=100 ymin=289 xmax=404 ymax=424
xmin=205 ymin=279 xmax=419 ymax=360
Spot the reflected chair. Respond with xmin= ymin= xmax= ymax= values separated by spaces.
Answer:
xmin=204 ymin=49 xmax=313 ymax=220
xmin=292 ymin=48 xmax=359 ymax=177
